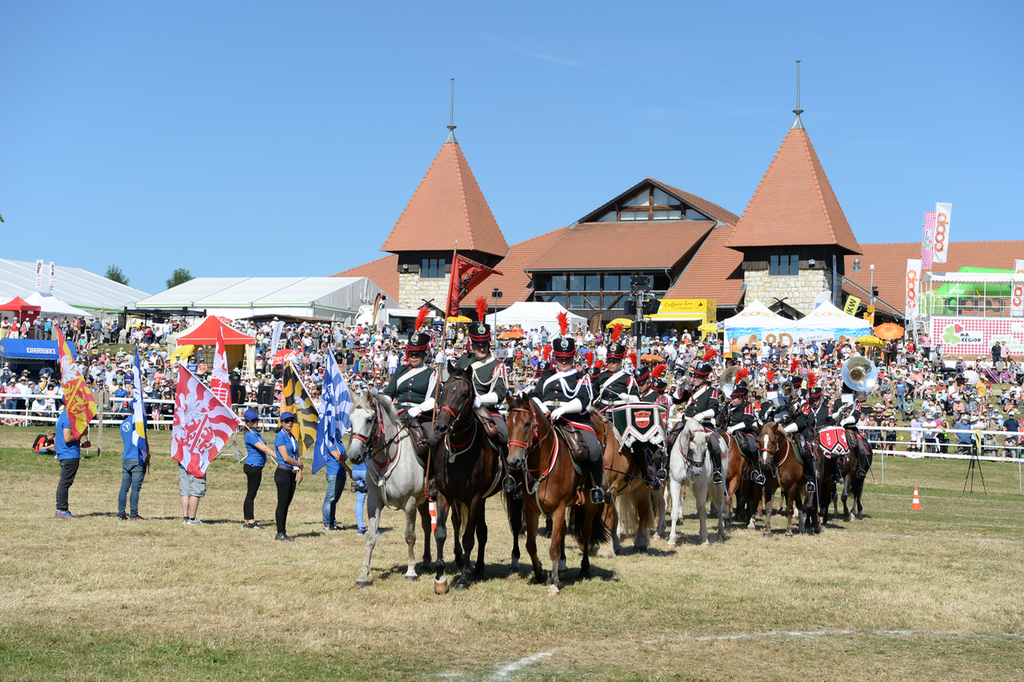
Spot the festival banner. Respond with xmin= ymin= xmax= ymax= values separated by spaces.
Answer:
xmin=933 ymin=202 xmax=952 ymax=264
xmin=1012 ymin=259 xmax=1024 ymax=318
xmin=49 ymin=262 xmax=56 ymax=291
xmin=282 ymin=360 xmax=319 ymax=456
xmin=312 ymin=351 xmax=353 ymax=475
xmin=905 ymin=259 xmax=922 ymax=319
xmin=932 ymin=316 xmax=1024 ymax=356
xmin=921 ymin=211 xmax=935 ymax=271
xmin=210 ymin=324 xmax=230 ymax=407
xmin=843 ymin=295 xmax=861 ymax=316
xmin=444 ymin=252 xmax=503 ymax=317
xmin=56 ymin=326 xmax=96 ymax=440
xmin=35 ymin=260 xmax=43 ymax=288
xmin=172 ymin=363 xmax=240 ymax=477
xmin=130 ymin=347 xmax=149 ymax=465
xmin=269 ymin=319 xmax=284 ymax=356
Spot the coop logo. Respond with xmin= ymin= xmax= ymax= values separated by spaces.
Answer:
xmin=934 ymin=211 xmax=949 ymax=255
xmin=941 ymin=324 xmax=983 ymax=346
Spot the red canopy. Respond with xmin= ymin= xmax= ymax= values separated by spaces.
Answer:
xmin=177 ymin=316 xmax=255 ymax=345
xmin=0 ymin=296 xmax=42 ymax=321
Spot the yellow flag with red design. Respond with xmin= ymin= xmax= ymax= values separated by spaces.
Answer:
xmin=55 ymin=326 xmax=97 ymax=440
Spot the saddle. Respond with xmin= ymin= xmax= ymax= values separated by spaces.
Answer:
xmin=400 ymin=414 xmax=430 ymax=460
xmin=556 ymin=421 xmax=591 ymax=462
xmin=474 ymin=405 xmax=500 ymax=440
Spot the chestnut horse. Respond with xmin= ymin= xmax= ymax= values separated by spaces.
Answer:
xmin=432 ymin=366 xmax=522 ymax=593
xmin=597 ymin=411 xmax=654 ymax=557
xmin=505 ymin=395 xmax=610 ymax=596
xmin=724 ymin=428 xmax=763 ymax=531
xmin=758 ymin=422 xmax=821 ymax=537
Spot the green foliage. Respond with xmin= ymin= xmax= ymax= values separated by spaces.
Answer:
xmin=166 ymin=268 xmax=194 ymax=289
xmin=104 ymin=264 xmax=129 ymax=286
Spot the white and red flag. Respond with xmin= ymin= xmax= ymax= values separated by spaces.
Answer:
xmin=172 ymin=362 xmax=240 ymax=477
xmin=1011 ymin=259 xmax=1024 ymax=318
xmin=210 ymin=323 xmax=231 ymax=407
xmin=933 ymin=202 xmax=952 ymax=264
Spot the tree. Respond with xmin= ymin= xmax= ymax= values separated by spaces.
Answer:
xmin=105 ymin=264 xmax=129 ymax=286
xmin=166 ymin=268 xmax=194 ymax=289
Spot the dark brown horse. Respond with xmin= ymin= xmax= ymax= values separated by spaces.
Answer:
xmin=431 ymin=366 xmax=521 ymax=593
xmin=758 ymin=422 xmax=821 ymax=537
xmin=505 ymin=395 xmax=609 ymax=596
xmin=841 ymin=428 xmax=873 ymax=521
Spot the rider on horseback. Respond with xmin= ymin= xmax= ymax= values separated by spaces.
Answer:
xmin=672 ymin=356 xmax=725 ymax=484
xmin=789 ymin=380 xmax=826 ymax=492
xmin=452 ymin=299 xmax=509 ymax=450
xmin=724 ymin=379 xmax=765 ymax=485
xmin=532 ymin=313 xmax=607 ymax=505
xmin=593 ymin=324 xmax=639 ymax=410
xmin=833 ymin=384 xmax=870 ymax=478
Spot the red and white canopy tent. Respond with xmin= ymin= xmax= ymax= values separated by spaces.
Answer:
xmin=173 ymin=316 xmax=256 ymax=373
xmin=0 ymin=296 xmax=42 ymax=323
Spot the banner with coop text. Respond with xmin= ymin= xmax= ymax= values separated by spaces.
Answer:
xmin=1012 ymin=259 xmax=1024 ymax=318
xmin=933 ymin=202 xmax=952 ymax=264
xmin=905 ymin=259 xmax=921 ymax=319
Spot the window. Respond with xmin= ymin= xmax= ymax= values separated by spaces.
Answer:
xmin=622 ymin=191 xmax=650 ymax=207
xmin=652 ymin=188 xmax=676 ymax=206
xmin=685 ymin=207 xmax=710 ymax=221
xmin=550 ymin=295 xmax=567 ymax=307
xmin=597 ymin=211 xmax=616 ymax=222
xmin=652 ymin=210 xmax=682 ymax=220
xmin=585 ymin=274 xmax=601 ymax=290
xmin=568 ymin=295 xmax=584 ymax=309
xmin=620 ymin=210 xmax=648 ymax=221
xmin=770 ymin=254 xmax=799 ymax=276
xmin=420 ymin=258 xmax=446 ymax=278
xmin=550 ymin=275 xmax=567 ymax=291
xmin=569 ymin=274 xmax=585 ymax=291
xmin=604 ymin=274 xmax=621 ymax=291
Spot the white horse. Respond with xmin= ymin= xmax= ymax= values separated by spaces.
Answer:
xmin=666 ymin=418 xmax=727 ymax=547
xmin=347 ymin=391 xmax=432 ymax=587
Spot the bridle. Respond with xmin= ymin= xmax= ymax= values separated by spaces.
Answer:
xmin=349 ymin=400 xmax=405 ymax=473
xmin=437 ymin=373 xmax=478 ymax=457
xmin=507 ymin=402 xmax=561 ymax=493
xmin=759 ymin=424 xmax=788 ymax=468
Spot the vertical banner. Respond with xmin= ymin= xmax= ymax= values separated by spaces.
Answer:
xmin=921 ymin=211 xmax=935 ymax=271
xmin=1012 ymin=259 xmax=1024 ymax=318
xmin=905 ymin=259 xmax=922 ymax=319
xmin=843 ymin=295 xmax=862 ymax=316
xmin=35 ymin=260 xmax=43 ymax=288
xmin=933 ymin=202 xmax=952 ymax=264
xmin=49 ymin=262 xmax=56 ymax=291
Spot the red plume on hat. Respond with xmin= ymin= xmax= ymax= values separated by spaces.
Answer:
xmin=808 ymin=372 xmax=817 ymax=388
xmin=557 ymin=311 xmax=569 ymax=336
xmin=612 ymin=323 xmax=623 ymax=343
xmin=594 ymin=359 xmax=605 ymax=370
xmin=583 ymin=348 xmax=593 ymax=366
xmin=789 ymin=358 xmax=800 ymax=374
xmin=414 ymin=306 xmax=429 ymax=332
xmin=736 ymin=367 xmax=750 ymax=382
xmin=767 ymin=370 xmax=775 ymax=383
xmin=627 ymin=349 xmax=637 ymax=367
xmin=652 ymin=364 xmax=667 ymax=379
xmin=702 ymin=348 xmax=717 ymax=362
xmin=475 ymin=297 xmax=488 ymax=323
xmin=542 ymin=345 xmax=552 ymax=361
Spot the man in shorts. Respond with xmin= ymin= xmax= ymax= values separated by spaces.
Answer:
xmin=179 ymin=463 xmax=206 ymax=525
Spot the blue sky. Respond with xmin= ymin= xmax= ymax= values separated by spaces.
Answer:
xmin=2 ymin=2 xmax=1021 ymax=295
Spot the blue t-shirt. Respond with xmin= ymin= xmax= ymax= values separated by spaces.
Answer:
xmin=120 ymin=416 xmax=140 ymax=461
xmin=325 ymin=442 xmax=346 ymax=476
xmin=274 ymin=429 xmax=298 ymax=468
xmin=244 ymin=430 xmax=268 ymax=467
xmin=55 ymin=411 xmax=80 ymax=461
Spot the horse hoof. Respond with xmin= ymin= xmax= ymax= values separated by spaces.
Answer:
xmin=666 ymin=540 xmax=676 ymax=548
xmin=547 ymin=585 xmax=560 ymax=596
xmin=510 ymin=559 xmax=520 ymax=572
xmin=845 ymin=515 xmax=853 ymax=522
xmin=405 ymin=574 xmax=419 ymax=581
xmin=434 ymin=579 xmax=449 ymax=595
xmin=856 ymin=513 xmax=864 ymax=520
xmin=455 ymin=582 xmax=468 ymax=591
xmin=356 ymin=579 xmax=370 ymax=588
xmin=651 ymin=533 xmax=662 ymax=541
xmin=785 ymin=531 xmax=794 ymax=538
xmin=700 ymin=541 xmax=710 ymax=547
xmin=763 ymin=531 xmax=772 ymax=539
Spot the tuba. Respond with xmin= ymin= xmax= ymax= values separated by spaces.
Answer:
xmin=719 ymin=366 xmax=739 ymax=399
xmin=842 ymin=355 xmax=878 ymax=393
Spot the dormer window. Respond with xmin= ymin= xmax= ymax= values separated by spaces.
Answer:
xmin=585 ymin=184 xmax=712 ymax=223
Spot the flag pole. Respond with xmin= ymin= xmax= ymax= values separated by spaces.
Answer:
xmin=425 ymin=243 xmax=458 ymax=497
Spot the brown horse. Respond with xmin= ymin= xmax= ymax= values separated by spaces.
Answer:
xmin=431 ymin=366 xmax=522 ymax=593
xmin=505 ymin=395 xmax=609 ymax=596
xmin=724 ymin=429 xmax=763 ymax=530
xmin=758 ymin=422 xmax=821 ymax=537
xmin=596 ymin=409 xmax=654 ymax=557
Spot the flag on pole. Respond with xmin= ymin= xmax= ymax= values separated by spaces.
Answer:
xmin=933 ymin=202 xmax=952 ymax=264
xmin=1011 ymin=259 xmax=1024 ymax=318
xmin=921 ymin=211 xmax=935 ymax=271
xmin=905 ymin=259 xmax=922 ymax=319
xmin=210 ymin=323 xmax=230 ymax=407
xmin=444 ymin=252 xmax=503 ymax=317
xmin=269 ymin=320 xmax=284 ymax=356
xmin=130 ymin=347 xmax=149 ymax=465
xmin=172 ymin=363 xmax=240 ymax=477
xmin=281 ymin=360 xmax=319 ymax=456
xmin=55 ymin=326 xmax=96 ymax=440
xmin=35 ymin=260 xmax=43 ymax=289
xmin=313 ymin=351 xmax=353 ymax=474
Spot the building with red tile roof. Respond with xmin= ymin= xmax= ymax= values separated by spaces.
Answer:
xmin=333 ymin=254 xmax=399 ymax=302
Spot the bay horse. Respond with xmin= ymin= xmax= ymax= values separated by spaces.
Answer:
xmin=347 ymin=391 xmax=432 ymax=587
xmin=667 ymin=417 xmax=726 ymax=546
xmin=841 ymin=428 xmax=872 ymax=521
xmin=505 ymin=395 xmax=610 ymax=596
xmin=724 ymin=427 xmax=763 ymax=531
xmin=431 ymin=365 xmax=521 ymax=593
xmin=758 ymin=421 xmax=821 ymax=537
xmin=597 ymin=408 xmax=654 ymax=557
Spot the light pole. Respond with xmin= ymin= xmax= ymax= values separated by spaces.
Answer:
xmin=491 ymin=287 xmax=502 ymax=345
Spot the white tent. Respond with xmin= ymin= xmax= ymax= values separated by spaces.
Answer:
xmin=131 ymin=276 xmax=393 ymax=322
xmin=0 ymin=258 xmax=148 ymax=313
xmin=491 ymin=302 xmax=586 ymax=332
xmin=721 ymin=300 xmax=794 ymax=327
xmin=797 ymin=301 xmax=871 ymax=330
xmin=24 ymin=291 xmax=81 ymax=317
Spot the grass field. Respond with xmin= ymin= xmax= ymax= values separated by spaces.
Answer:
xmin=1 ymin=425 xmax=1022 ymax=681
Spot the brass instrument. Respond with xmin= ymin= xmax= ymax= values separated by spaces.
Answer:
xmin=719 ymin=366 xmax=739 ymax=399
xmin=841 ymin=355 xmax=878 ymax=393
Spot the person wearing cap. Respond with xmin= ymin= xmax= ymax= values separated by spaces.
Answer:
xmin=831 ymin=384 xmax=870 ymax=477
xmin=593 ymin=325 xmax=639 ymax=410
xmin=789 ymin=384 xmax=827 ymax=491
xmin=241 ymin=408 xmax=275 ymax=529
xmin=54 ymin=404 xmax=91 ymax=519
xmin=724 ymin=380 xmax=763 ymax=483
xmin=671 ymin=359 xmax=724 ymax=484
xmin=383 ymin=316 xmax=437 ymax=460
xmin=531 ymin=330 xmax=607 ymax=504
xmin=272 ymin=411 xmax=303 ymax=541
xmin=451 ymin=304 xmax=509 ymax=448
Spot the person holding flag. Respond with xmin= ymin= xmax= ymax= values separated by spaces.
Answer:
xmin=54 ymin=326 xmax=96 ymax=519
xmin=117 ymin=349 xmax=150 ymax=520
xmin=273 ymin=412 xmax=303 ymax=542
xmin=54 ymin=404 xmax=91 ymax=518
xmin=314 ymin=351 xmax=353 ymax=532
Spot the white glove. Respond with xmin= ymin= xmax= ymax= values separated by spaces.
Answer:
xmin=550 ymin=398 xmax=583 ymax=421
xmin=841 ymin=416 xmax=855 ymax=426
xmin=727 ymin=423 xmax=743 ymax=434
xmin=477 ymin=391 xmax=499 ymax=406
xmin=784 ymin=423 xmax=799 ymax=433
xmin=473 ymin=396 xmax=482 ymax=409
xmin=697 ymin=409 xmax=716 ymax=422
xmin=532 ymin=397 xmax=550 ymax=415
xmin=550 ymin=406 xmax=567 ymax=421
xmin=625 ymin=394 xmax=641 ymax=403
xmin=407 ymin=405 xmax=422 ymax=419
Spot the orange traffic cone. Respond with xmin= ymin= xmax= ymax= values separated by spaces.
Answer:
xmin=911 ymin=487 xmax=922 ymax=511
xmin=429 ymin=500 xmax=437 ymax=533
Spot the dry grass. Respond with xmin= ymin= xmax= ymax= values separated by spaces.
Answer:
xmin=1 ymin=425 xmax=1022 ymax=681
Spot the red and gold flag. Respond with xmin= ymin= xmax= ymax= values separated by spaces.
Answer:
xmin=444 ymin=253 xmax=502 ymax=317
xmin=56 ymin=326 xmax=97 ymax=440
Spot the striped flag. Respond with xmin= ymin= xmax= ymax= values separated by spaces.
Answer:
xmin=172 ymin=363 xmax=240 ymax=477
xmin=55 ymin=326 xmax=96 ymax=440
xmin=282 ymin=360 xmax=319 ymax=456
xmin=130 ymin=347 xmax=149 ymax=465
xmin=210 ymin=323 xmax=230 ymax=407
xmin=313 ymin=352 xmax=353 ymax=474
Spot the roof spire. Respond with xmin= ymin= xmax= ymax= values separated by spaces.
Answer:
xmin=791 ymin=60 xmax=804 ymax=130
xmin=446 ymin=77 xmax=458 ymax=144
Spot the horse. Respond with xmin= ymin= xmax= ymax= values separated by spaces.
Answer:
xmin=666 ymin=417 xmax=726 ymax=546
xmin=758 ymin=421 xmax=821 ymax=537
xmin=841 ymin=428 xmax=873 ymax=521
xmin=596 ymin=408 xmax=654 ymax=557
xmin=724 ymin=426 xmax=763 ymax=531
xmin=505 ymin=395 xmax=610 ymax=596
xmin=431 ymin=365 xmax=521 ymax=593
xmin=346 ymin=390 xmax=433 ymax=588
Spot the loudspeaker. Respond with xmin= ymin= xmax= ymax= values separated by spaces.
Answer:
xmin=231 ymin=385 xmax=247 ymax=405
xmin=257 ymin=386 xmax=274 ymax=406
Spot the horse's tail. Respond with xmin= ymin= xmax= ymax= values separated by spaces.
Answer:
xmin=615 ymin=489 xmax=639 ymax=537
xmin=569 ymin=502 xmax=610 ymax=548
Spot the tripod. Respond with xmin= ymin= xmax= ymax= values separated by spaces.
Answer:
xmin=962 ymin=438 xmax=987 ymax=494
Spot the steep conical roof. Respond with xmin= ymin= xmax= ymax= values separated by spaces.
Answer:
xmin=728 ymin=127 xmax=861 ymax=255
xmin=381 ymin=138 xmax=508 ymax=259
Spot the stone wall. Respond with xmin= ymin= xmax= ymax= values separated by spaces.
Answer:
xmin=743 ymin=267 xmax=833 ymax=316
xmin=398 ymin=272 xmax=450 ymax=309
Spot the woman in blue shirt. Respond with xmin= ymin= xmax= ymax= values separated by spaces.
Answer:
xmin=242 ymin=409 xmax=275 ymax=530
xmin=273 ymin=411 xmax=303 ymax=541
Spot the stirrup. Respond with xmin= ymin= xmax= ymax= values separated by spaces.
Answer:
xmin=644 ymin=475 xmax=661 ymax=490
xmin=657 ymin=467 xmax=669 ymax=482
xmin=590 ymin=487 xmax=606 ymax=504
xmin=712 ymin=469 xmax=724 ymax=484
xmin=502 ymin=475 xmax=517 ymax=495
xmin=753 ymin=471 xmax=766 ymax=485
xmin=427 ymin=479 xmax=438 ymax=501
xmin=805 ymin=480 xmax=816 ymax=493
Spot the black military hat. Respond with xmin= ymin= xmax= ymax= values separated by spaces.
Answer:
xmin=652 ymin=378 xmax=667 ymax=392
xmin=634 ymin=366 xmax=651 ymax=384
xmin=606 ymin=342 xmax=627 ymax=360
xmin=692 ymin=361 xmax=713 ymax=377
xmin=808 ymin=386 xmax=823 ymax=400
xmin=468 ymin=322 xmax=491 ymax=344
xmin=731 ymin=380 xmax=749 ymax=399
xmin=407 ymin=332 xmax=431 ymax=353
xmin=553 ymin=336 xmax=576 ymax=358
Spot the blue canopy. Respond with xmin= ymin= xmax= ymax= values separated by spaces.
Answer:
xmin=0 ymin=339 xmax=72 ymax=360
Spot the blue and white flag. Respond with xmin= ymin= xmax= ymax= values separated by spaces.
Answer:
xmin=130 ymin=347 xmax=149 ymax=465
xmin=313 ymin=352 xmax=352 ymax=474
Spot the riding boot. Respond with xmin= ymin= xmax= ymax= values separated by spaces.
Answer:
xmin=806 ymin=454 xmax=817 ymax=494
xmin=643 ymin=449 xmax=660 ymax=490
xmin=857 ymin=450 xmax=868 ymax=478
xmin=502 ymin=473 xmax=521 ymax=498
xmin=588 ymin=457 xmax=606 ymax=504
xmin=747 ymin=445 xmax=766 ymax=485
xmin=708 ymin=433 xmax=724 ymax=484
